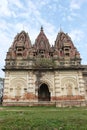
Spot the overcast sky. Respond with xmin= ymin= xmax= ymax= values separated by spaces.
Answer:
xmin=0 ymin=0 xmax=87 ymax=78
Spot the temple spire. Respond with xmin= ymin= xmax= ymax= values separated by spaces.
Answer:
xmin=59 ymin=24 xmax=63 ymax=32
xmin=41 ymin=26 xmax=43 ymax=32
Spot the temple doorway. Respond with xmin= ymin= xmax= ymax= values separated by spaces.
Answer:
xmin=38 ymin=83 xmax=50 ymax=101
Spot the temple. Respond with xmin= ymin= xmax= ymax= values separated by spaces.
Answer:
xmin=3 ymin=27 xmax=87 ymax=107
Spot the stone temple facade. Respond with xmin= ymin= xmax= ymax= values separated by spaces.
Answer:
xmin=3 ymin=27 xmax=87 ymax=107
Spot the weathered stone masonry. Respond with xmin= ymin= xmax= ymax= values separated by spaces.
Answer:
xmin=3 ymin=27 xmax=87 ymax=107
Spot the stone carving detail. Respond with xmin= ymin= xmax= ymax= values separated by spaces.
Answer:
xmin=6 ymin=31 xmax=31 ymax=60
xmin=15 ymin=86 xmax=21 ymax=98
xmin=61 ymin=77 xmax=78 ymax=96
xmin=3 ymin=27 xmax=86 ymax=107
xmin=65 ymin=82 xmax=73 ymax=96
xmin=54 ymin=32 xmax=80 ymax=60
xmin=5 ymin=27 xmax=81 ymax=69
xmin=34 ymin=27 xmax=50 ymax=52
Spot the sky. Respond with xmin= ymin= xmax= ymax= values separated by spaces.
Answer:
xmin=0 ymin=0 xmax=87 ymax=78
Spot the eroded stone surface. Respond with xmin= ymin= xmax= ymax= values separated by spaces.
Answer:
xmin=3 ymin=28 xmax=87 ymax=107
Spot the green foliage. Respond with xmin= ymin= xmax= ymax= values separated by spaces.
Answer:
xmin=0 ymin=107 xmax=87 ymax=129
xmin=34 ymin=58 xmax=56 ymax=68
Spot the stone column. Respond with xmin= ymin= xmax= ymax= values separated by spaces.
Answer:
xmin=28 ymin=71 xmax=36 ymax=101
xmin=3 ymin=71 xmax=10 ymax=104
xmin=54 ymin=71 xmax=61 ymax=101
xmin=78 ymin=71 xmax=85 ymax=98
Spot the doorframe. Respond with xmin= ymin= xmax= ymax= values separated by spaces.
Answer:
xmin=38 ymin=83 xmax=51 ymax=101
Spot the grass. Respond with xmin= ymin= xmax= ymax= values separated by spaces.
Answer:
xmin=0 ymin=106 xmax=87 ymax=130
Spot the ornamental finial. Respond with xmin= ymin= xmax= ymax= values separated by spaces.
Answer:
xmin=41 ymin=26 xmax=43 ymax=32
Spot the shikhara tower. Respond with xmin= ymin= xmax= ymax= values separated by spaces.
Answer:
xmin=3 ymin=27 xmax=87 ymax=107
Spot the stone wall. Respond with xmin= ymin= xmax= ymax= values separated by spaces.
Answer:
xmin=3 ymin=69 xmax=86 ymax=107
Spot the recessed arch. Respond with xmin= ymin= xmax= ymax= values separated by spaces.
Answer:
xmin=61 ymin=77 xmax=78 ymax=96
xmin=10 ymin=78 xmax=27 ymax=97
xmin=38 ymin=79 xmax=53 ymax=92
xmin=38 ymin=83 xmax=51 ymax=101
xmin=10 ymin=78 xmax=27 ymax=87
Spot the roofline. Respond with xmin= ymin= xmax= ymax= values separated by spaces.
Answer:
xmin=2 ymin=66 xmax=84 ymax=72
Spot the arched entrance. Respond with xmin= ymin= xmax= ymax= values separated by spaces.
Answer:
xmin=38 ymin=83 xmax=50 ymax=101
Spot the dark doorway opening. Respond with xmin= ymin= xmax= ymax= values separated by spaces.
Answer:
xmin=38 ymin=83 xmax=50 ymax=101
